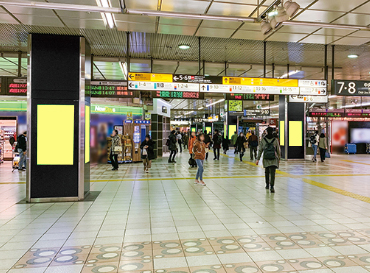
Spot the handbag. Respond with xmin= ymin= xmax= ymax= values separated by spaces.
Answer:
xmin=142 ymin=148 xmax=147 ymax=156
xmin=114 ymin=146 xmax=122 ymax=152
xmin=325 ymin=151 xmax=330 ymax=158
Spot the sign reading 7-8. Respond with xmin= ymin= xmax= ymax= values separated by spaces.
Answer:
xmin=333 ymin=80 xmax=370 ymax=96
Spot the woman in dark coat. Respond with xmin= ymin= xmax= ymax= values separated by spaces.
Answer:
xmin=256 ymin=127 xmax=281 ymax=193
xmin=140 ymin=135 xmax=155 ymax=173
xmin=236 ymin=132 xmax=247 ymax=161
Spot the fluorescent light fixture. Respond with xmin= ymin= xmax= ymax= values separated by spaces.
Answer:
xmin=341 ymin=102 xmax=370 ymax=108
xmin=261 ymin=104 xmax=279 ymax=110
xmin=198 ymin=107 xmax=204 ymax=110
xmin=96 ymin=0 xmax=116 ymax=28
xmin=179 ymin=44 xmax=190 ymax=50
xmin=328 ymin=95 xmax=337 ymax=98
xmin=279 ymin=70 xmax=300 ymax=78
xmin=348 ymin=54 xmax=359 ymax=58
xmin=119 ymin=62 xmax=128 ymax=78
xmin=268 ymin=11 xmax=278 ymax=17
xmin=206 ymin=99 xmax=225 ymax=107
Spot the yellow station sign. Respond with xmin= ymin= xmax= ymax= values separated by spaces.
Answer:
xmin=222 ymin=77 xmax=298 ymax=87
xmin=128 ymin=73 xmax=172 ymax=83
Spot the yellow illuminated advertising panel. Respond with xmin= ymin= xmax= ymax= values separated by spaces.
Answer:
xmin=279 ymin=121 xmax=285 ymax=146
xmin=128 ymin=73 xmax=172 ymax=82
xmin=85 ymin=105 xmax=90 ymax=163
xmin=37 ymin=105 xmax=74 ymax=165
xmin=289 ymin=121 xmax=303 ymax=147
xmin=228 ymin=125 xmax=236 ymax=140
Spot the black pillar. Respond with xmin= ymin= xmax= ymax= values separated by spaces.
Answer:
xmin=27 ymin=34 xmax=91 ymax=202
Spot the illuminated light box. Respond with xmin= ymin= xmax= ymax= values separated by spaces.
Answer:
xmin=85 ymin=105 xmax=90 ymax=163
xmin=229 ymin=125 xmax=236 ymax=140
xmin=37 ymin=105 xmax=74 ymax=165
xmin=289 ymin=121 xmax=303 ymax=147
xmin=206 ymin=126 xmax=212 ymax=134
xmin=280 ymin=121 xmax=285 ymax=146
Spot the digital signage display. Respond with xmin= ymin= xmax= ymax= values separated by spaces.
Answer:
xmin=226 ymin=93 xmax=274 ymax=101
xmin=89 ymin=81 xmax=133 ymax=98
xmin=152 ymin=91 xmax=204 ymax=99
xmin=6 ymin=78 xmax=27 ymax=95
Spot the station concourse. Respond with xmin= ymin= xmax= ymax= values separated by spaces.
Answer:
xmin=1 ymin=0 xmax=370 ymax=272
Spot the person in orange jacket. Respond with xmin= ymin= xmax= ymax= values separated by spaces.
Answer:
xmin=188 ymin=131 xmax=197 ymax=159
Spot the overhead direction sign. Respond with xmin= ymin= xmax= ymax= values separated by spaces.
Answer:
xmin=289 ymin=95 xmax=328 ymax=103
xmin=333 ymin=80 xmax=370 ymax=96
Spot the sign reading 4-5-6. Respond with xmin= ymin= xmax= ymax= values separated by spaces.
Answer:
xmin=333 ymin=80 xmax=370 ymax=96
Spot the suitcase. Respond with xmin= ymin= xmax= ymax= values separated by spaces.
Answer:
xmin=367 ymin=144 xmax=370 ymax=154
xmin=344 ymin=143 xmax=357 ymax=154
xmin=188 ymin=157 xmax=197 ymax=167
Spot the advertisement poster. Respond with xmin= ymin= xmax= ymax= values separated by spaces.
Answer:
xmin=332 ymin=121 xmax=348 ymax=146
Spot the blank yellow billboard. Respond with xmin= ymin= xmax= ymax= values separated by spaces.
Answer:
xmin=228 ymin=125 xmax=236 ymax=140
xmin=279 ymin=121 xmax=285 ymax=146
xmin=37 ymin=105 xmax=74 ymax=165
xmin=85 ymin=105 xmax=90 ymax=163
xmin=289 ymin=121 xmax=303 ymax=146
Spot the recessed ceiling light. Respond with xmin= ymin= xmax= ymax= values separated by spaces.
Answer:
xmin=179 ymin=44 xmax=190 ymax=50
xmin=348 ymin=54 xmax=358 ymax=58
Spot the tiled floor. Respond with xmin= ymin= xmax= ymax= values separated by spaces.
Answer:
xmin=1 ymin=150 xmax=370 ymax=272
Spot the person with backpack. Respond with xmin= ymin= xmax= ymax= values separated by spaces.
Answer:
xmin=222 ymin=135 xmax=230 ymax=154
xmin=204 ymin=130 xmax=211 ymax=160
xmin=168 ymin=130 xmax=177 ymax=163
xmin=193 ymin=133 xmax=206 ymax=186
xmin=310 ymin=131 xmax=319 ymax=162
xmin=140 ymin=135 xmax=155 ymax=173
xmin=212 ymin=130 xmax=221 ymax=160
xmin=231 ymin=131 xmax=238 ymax=154
xmin=248 ymin=131 xmax=259 ymax=160
xmin=236 ymin=132 xmax=247 ymax=161
xmin=319 ymin=133 xmax=327 ymax=163
xmin=17 ymin=131 xmax=27 ymax=171
xmin=256 ymin=127 xmax=281 ymax=193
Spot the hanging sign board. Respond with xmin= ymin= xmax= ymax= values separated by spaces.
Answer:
xmin=90 ymin=81 xmax=134 ymax=98
xmin=333 ymin=80 xmax=370 ymax=96
xmin=309 ymin=109 xmax=345 ymax=117
xmin=6 ymin=78 xmax=27 ymax=95
xmin=226 ymin=93 xmax=274 ymax=101
xmin=289 ymin=95 xmax=328 ymax=103
xmin=152 ymin=90 xmax=204 ymax=99
xmin=244 ymin=109 xmax=270 ymax=116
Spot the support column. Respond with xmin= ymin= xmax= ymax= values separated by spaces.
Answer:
xmin=27 ymin=34 xmax=91 ymax=202
xmin=279 ymin=96 xmax=305 ymax=160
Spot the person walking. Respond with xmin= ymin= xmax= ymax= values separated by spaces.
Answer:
xmin=168 ymin=130 xmax=178 ymax=163
xmin=310 ymin=131 xmax=319 ymax=162
xmin=110 ymin=129 xmax=121 ymax=171
xmin=248 ymin=131 xmax=258 ymax=160
xmin=236 ymin=132 xmax=247 ymax=161
xmin=176 ymin=132 xmax=182 ymax=153
xmin=212 ymin=130 xmax=221 ymax=160
xmin=256 ymin=127 xmax=281 ymax=193
xmin=319 ymin=133 xmax=327 ymax=163
xmin=204 ymin=130 xmax=211 ymax=160
xmin=188 ymin=131 xmax=197 ymax=159
xmin=17 ymin=131 xmax=27 ymax=171
xmin=140 ymin=135 xmax=155 ymax=173
xmin=193 ymin=133 xmax=206 ymax=186
xmin=222 ymin=135 xmax=230 ymax=154
xmin=183 ymin=132 xmax=189 ymax=150
xmin=231 ymin=131 xmax=238 ymax=154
